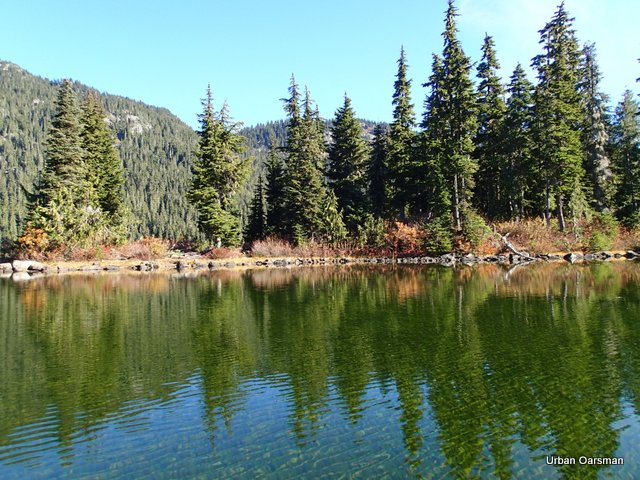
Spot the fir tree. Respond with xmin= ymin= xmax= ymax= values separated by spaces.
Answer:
xmin=327 ymin=95 xmax=370 ymax=228
xmin=611 ymin=90 xmax=640 ymax=226
xmin=187 ymin=86 xmax=247 ymax=246
xmin=474 ymin=34 xmax=506 ymax=219
xmin=368 ymin=124 xmax=390 ymax=218
xmin=245 ymin=175 xmax=267 ymax=242
xmin=532 ymin=2 xmax=587 ymax=230
xmin=387 ymin=47 xmax=417 ymax=217
xmin=29 ymin=79 xmax=92 ymax=243
xmin=80 ymin=91 xmax=127 ymax=241
xmin=501 ymin=64 xmax=535 ymax=219
xmin=281 ymin=81 xmax=332 ymax=242
xmin=421 ymin=54 xmax=451 ymax=222
xmin=424 ymin=0 xmax=478 ymax=231
xmin=579 ymin=43 xmax=613 ymax=212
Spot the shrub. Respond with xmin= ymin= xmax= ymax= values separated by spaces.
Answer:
xmin=461 ymin=208 xmax=491 ymax=249
xmin=356 ymin=214 xmax=385 ymax=248
xmin=384 ymin=221 xmax=424 ymax=256
xmin=249 ymin=237 xmax=296 ymax=257
xmin=15 ymin=223 xmax=50 ymax=259
xmin=205 ymin=247 xmax=243 ymax=259
xmin=586 ymin=231 xmax=612 ymax=252
xmin=422 ymin=216 xmax=453 ymax=254
xmin=117 ymin=237 xmax=169 ymax=260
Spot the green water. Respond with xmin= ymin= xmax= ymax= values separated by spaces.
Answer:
xmin=1 ymin=263 xmax=640 ymax=479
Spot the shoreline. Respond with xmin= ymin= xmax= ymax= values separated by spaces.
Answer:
xmin=2 ymin=250 xmax=639 ymax=280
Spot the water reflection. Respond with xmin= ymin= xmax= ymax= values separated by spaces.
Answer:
xmin=1 ymin=263 xmax=640 ymax=478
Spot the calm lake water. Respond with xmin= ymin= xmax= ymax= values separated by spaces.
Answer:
xmin=1 ymin=263 xmax=640 ymax=479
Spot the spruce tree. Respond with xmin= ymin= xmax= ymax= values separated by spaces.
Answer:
xmin=611 ymin=90 xmax=640 ymax=226
xmin=368 ymin=124 xmax=390 ymax=218
xmin=327 ymin=95 xmax=370 ymax=228
xmin=187 ymin=86 xmax=247 ymax=246
xmin=532 ymin=2 xmax=587 ymax=230
xmin=387 ymin=47 xmax=417 ymax=217
xmin=424 ymin=0 xmax=478 ymax=231
xmin=579 ymin=43 xmax=613 ymax=212
xmin=80 ymin=92 xmax=127 ymax=241
xmin=501 ymin=64 xmax=535 ymax=219
xmin=474 ymin=34 xmax=506 ymax=219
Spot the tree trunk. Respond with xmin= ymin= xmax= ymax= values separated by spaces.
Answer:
xmin=453 ymin=174 xmax=461 ymax=230
xmin=544 ymin=180 xmax=552 ymax=227
xmin=557 ymin=194 xmax=566 ymax=232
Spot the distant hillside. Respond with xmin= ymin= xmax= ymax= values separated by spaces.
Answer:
xmin=0 ymin=60 xmax=199 ymax=240
xmin=0 ymin=60 xmax=384 ymax=242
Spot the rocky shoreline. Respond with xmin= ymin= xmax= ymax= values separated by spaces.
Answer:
xmin=1 ymin=249 xmax=639 ymax=281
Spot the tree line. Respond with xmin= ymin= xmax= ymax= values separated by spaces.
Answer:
xmin=16 ymin=0 xmax=640 ymax=253
xmin=235 ymin=1 xmax=639 ymax=251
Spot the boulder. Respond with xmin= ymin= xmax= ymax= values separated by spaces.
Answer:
xmin=564 ymin=252 xmax=584 ymax=264
xmin=0 ymin=262 xmax=12 ymax=272
xmin=12 ymin=260 xmax=47 ymax=272
xmin=438 ymin=254 xmax=456 ymax=266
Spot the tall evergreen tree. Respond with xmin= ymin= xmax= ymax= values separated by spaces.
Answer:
xmin=264 ymin=140 xmax=288 ymax=236
xmin=29 ymin=79 xmax=92 ymax=243
xmin=579 ymin=43 xmax=613 ymax=212
xmin=368 ymin=124 xmax=390 ymax=218
xmin=474 ymin=34 xmax=506 ymax=219
xmin=387 ymin=47 xmax=417 ymax=217
xmin=421 ymin=54 xmax=451 ymax=222
xmin=187 ymin=86 xmax=247 ymax=246
xmin=327 ymin=95 xmax=370 ymax=228
xmin=244 ymin=175 xmax=267 ymax=242
xmin=611 ymin=90 xmax=640 ymax=226
xmin=80 ymin=91 xmax=127 ymax=240
xmin=501 ymin=64 xmax=535 ymax=219
xmin=532 ymin=2 xmax=587 ymax=230
xmin=424 ymin=0 xmax=478 ymax=231
xmin=281 ymin=80 xmax=339 ymax=242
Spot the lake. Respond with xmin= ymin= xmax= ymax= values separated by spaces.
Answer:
xmin=1 ymin=263 xmax=639 ymax=479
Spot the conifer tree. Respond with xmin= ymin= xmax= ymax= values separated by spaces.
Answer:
xmin=532 ymin=2 xmax=587 ymax=230
xmin=187 ymin=86 xmax=247 ymax=246
xmin=29 ymin=79 xmax=92 ymax=243
xmin=368 ymin=124 xmax=390 ymax=218
xmin=265 ymin=140 xmax=287 ymax=236
xmin=281 ymin=80 xmax=335 ymax=242
xmin=501 ymin=64 xmax=535 ymax=219
xmin=579 ymin=43 xmax=613 ymax=212
xmin=318 ymin=189 xmax=347 ymax=245
xmin=80 ymin=92 xmax=127 ymax=240
xmin=424 ymin=0 xmax=478 ymax=231
xmin=327 ymin=95 xmax=370 ymax=228
xmin=421 ymin=54 xmax=451 ymax=222
xmin=245 ymin=175 xmax=267 ymax=242
xmin=611 ymin=90 xmax=640 ymax=226
xmin=474 ymin=34 xmax=506 ymax=219
xmin=387 ymin=47 xmax=417 ymax=217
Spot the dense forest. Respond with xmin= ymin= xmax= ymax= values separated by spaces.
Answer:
xmin=1 ymin=0 xmax=639 ymax=255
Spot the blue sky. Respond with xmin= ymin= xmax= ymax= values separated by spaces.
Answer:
xmin=2 ymin=0 xmax=638 ymax=128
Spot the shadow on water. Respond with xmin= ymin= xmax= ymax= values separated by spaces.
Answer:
xmin=1 ymin=263 xmax=640 ymax=478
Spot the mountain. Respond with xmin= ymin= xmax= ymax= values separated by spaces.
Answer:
xmin=0 ymin=60 xmax=199 ymax=241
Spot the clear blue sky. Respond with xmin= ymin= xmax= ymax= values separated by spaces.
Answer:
xmin=2 ymin=0 xmax=638 ymax=128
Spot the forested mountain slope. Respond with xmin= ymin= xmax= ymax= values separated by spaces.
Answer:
xmin=0 ymin=60 xmax=199 ymax=240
